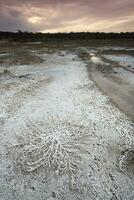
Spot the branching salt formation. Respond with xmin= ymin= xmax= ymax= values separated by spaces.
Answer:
xmin=11 ymin=119 xmax=93 ymax=180
xmin=119 ymin=148 xmax=134 ymax=176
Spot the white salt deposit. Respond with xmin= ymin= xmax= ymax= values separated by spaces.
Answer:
xmin=113 ymin=67 xmax=134 ymax=85
xmin=0 ymin=53 xmax=10 ymax=57
xmin=90 ymin=54 xmax=109 ymax=66
xmin=0 ymin=51 xmax=134 ymax=200
xmin=103 ymin=54 xmax=134 ymax=68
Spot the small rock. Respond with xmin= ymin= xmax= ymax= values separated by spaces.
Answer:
xmin=52 ymin=191 xmax=56 ymax=198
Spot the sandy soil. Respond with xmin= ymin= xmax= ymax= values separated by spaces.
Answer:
xmin=0 ymin=44 xmax=134 ymax=200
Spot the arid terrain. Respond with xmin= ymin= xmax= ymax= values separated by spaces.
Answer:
xmin=0 ymin=41 xmax=134 ymax=200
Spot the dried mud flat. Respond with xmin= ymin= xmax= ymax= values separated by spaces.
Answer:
xmin=0 ymin=43 xmax=134 ymax=200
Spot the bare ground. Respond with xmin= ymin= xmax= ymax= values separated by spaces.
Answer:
xmin=79 ymin=47 xmax=134 ymax=122
xmin=0 ymin=42 xmax=134 ymax=200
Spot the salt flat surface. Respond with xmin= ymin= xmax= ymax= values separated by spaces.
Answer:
xmin=0 ymin=53 xmax=10 ymax=57
xmin=113 ymin=67 xmax=134 ymax=85
xmin=0 ymin=51 xmax=134 ymax=200
xmin=103 ymin=54 xmax=134 ymax=68
xmin=98 ymin=46 xmax=134 ymax=51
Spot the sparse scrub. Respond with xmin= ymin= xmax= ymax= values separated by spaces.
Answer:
xmin=0 ymin=69 xmax=15 ymax=77
xmin=119 ymin=148 xmax=134 ymax=177
xmin=9 ymin=119 xmax=92 ymax=187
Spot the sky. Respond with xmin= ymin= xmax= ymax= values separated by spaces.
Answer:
xmin=0 ymin=0 xmax=134 ymax=33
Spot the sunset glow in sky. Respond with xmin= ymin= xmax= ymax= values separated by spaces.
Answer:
xmin=0 ymin=0 xmax=134 ymax=32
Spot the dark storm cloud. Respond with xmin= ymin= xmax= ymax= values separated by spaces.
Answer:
xmin=0 ymin=0 xmax=134 ymax=32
